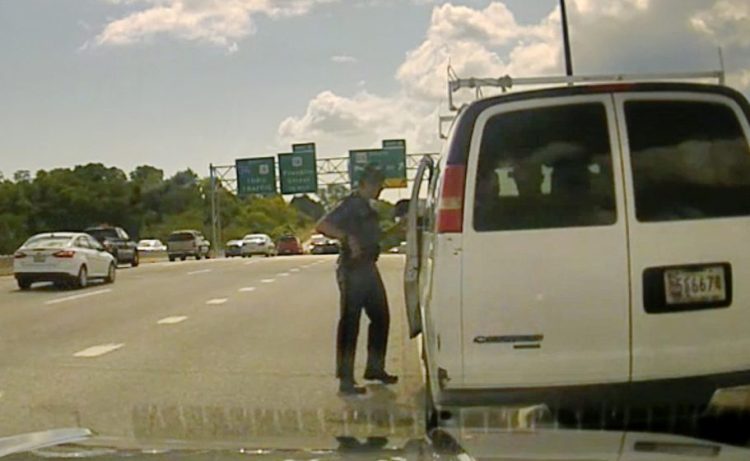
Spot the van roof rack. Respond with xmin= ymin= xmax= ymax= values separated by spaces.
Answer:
xmin=447 ymin=66 xmax=726 ymax=111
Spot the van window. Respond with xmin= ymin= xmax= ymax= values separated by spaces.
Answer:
xmin=473 ymin=103 xmax=616 ymax=231
xmin=625 ymin=100 xmax=750 ymax=222
xmin=168 ymin=232 xmax=195 ymax=242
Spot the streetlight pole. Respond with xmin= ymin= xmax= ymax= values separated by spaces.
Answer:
xmin=560 ymin=0 xmax=574 ymax=77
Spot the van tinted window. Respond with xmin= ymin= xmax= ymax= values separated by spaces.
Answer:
xmin=625 ymin=100 xmax=750 ymax=222
xmin=474 ymin=103 xmax=616 ymax=231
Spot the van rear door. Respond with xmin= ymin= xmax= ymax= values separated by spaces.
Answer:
xmin=460 ymin=96 xmax=631 ymax=387
xmin=615 ymin=92 xmax=750 ymax=382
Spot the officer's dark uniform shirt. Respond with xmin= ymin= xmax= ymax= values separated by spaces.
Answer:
xmin=326 ymin=193 xmax=381 ymax=267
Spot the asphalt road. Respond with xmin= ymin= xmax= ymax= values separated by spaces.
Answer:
xmin=0 ymin=255 xmax=424 ymax=445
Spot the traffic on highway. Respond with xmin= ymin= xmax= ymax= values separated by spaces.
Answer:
xmin=3 ymin=0 xmax=750 ymax=460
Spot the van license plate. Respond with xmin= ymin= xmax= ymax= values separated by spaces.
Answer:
xmin=664 ymin=266 xmax=726 ymax=305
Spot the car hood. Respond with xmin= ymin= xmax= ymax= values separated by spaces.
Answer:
xmin=2 ymin=427 xmax=748 ymax=460
xmin=433 ymin=427 xmax=749 ymax=461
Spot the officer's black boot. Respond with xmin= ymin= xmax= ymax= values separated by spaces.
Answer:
xmin=363 ymin=370 xmax=399 ymax=385
xmin=339 ymin=379 xmax=366 ymax=395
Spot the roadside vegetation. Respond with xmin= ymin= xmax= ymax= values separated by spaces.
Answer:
xmin=0 ymin=165 xmax=403 ymax=255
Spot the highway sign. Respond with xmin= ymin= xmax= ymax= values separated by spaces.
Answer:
xmin=292 ymin=143 xmax=316 ymax=154
xmin=236 ymin=157 xmax=277 ymax=196
xmin=348 ymin=146 xmax=407 ymax=189
xmin=279 ymin=146 xmax=317 ymax=194
xmin=382 ymin=139 xmax=406 ymax=151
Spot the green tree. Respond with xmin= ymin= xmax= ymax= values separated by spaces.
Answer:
xmin=318 ymin=184 xmax=349 ymax=211
xmin=290 ymin=195 xmax=325 ymax=221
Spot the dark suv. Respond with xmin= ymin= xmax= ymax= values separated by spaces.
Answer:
xmin=85 ymin=226 xmax=139 ymax=267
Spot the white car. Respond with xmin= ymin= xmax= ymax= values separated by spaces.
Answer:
xmin=14 ymin=232 xmax=117 ymax=290
xmin=241 ymin=234 xmax=276 ymax=257
xmin=406 ymin=81 xmax=750 ymax=428
xmin=137 ymin=239 xmax=166 ymax=252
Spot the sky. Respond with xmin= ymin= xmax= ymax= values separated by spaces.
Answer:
xmin=1 ymin=0 xmax=749 ymax=180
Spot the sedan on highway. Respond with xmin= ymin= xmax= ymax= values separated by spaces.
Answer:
xmin=309 ymin=234 xmax=340 ymax=255
xmin=13 ymin=232 xmax=117 ymax=290
xmin=241 ymin=234 xmax=276 ymax=257
xmin=224 ymin=239 xmax=243 ymax=257
xmin=137 ymin=239 xmax=167 ymax=252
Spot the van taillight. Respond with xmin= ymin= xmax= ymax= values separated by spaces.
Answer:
xmin=14 ymin=252 xmax=27 ymax=259
xmin=436 ymin=164 xmax=466 ymax=233
xmin=53 ymin=250 xmax=76 ymax=258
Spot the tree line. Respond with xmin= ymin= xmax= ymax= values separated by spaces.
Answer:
xmin=0 ymin=164 xmax=401 ymax=255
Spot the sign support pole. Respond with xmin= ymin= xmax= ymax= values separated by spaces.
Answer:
xmin=209 ymin=163 xmax=218 ymax=256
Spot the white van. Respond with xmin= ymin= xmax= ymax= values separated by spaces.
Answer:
xmin=405 ymin=82 xmax=750 ymax=427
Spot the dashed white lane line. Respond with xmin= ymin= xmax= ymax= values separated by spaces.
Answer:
xmin=290 ymin=268 xmax=300 ymax=273
xmin=278 ymin=272 xmax=290 ymax=277
xmin=188 ymin=269 xmax=212 ymax=275
xmin=206 ymin=298 xmax=228 ymax=305
xmin=244 ymin=261 xmax=256 ymax=266
xmin=238 ymin=287 xmax=256 ymax=292
xmin=45 ymin=289 xmax=112 ymax=305
xmin=261 ymin=279 xmax=275 ymax=284
xmin=157 ymin=316 xmax=188 ymax=325
xmin=73 ymin=343 xmax=124 ymax=358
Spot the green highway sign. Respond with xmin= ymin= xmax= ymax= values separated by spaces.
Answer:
xmin=349 ymin=146 xmax=407 ymax=189
xmin=382 ymin=139 xmax=406 ymax=151
xmin=292 ymin=143 xmax=316 ymax=154
xmin=236 ymin=157 xmax=277 ymax=196
xmin=279 ymin=146 xmax=317 ymax=194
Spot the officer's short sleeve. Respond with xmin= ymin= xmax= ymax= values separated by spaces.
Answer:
xmin=325 ymin=197 xmax=356 ymax=232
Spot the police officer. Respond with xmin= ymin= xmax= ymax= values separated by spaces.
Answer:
xmin=316 ymin=166 xmax=398 ymax=395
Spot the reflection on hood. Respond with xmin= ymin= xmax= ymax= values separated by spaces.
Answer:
xmin=2 ymin=428 xmax=749 ymax=461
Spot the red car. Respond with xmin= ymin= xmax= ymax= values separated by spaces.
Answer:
xmin=276 ymin=235 xmax=303 ymax=255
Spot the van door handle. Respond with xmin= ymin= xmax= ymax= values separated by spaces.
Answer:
xmin=474 ymin=334 xmax=544 ymax=344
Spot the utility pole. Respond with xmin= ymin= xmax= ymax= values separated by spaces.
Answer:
xmin=209 ymin=164 xmax=218 ymax=256
xmin=560 ymin=0 xmax=574 ymax=77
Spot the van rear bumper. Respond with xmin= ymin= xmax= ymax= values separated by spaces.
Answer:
xmin=437 ymin=370 xmax=750 ymax=408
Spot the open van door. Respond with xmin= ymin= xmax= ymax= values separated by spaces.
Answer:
xmin=404 ymin=155 xmax=434 ymax=338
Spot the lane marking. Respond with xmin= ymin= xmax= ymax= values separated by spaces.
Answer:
xmin=278 ymin=272 xmax=290 ymax=277
xmin=243 ymin=261 xmax=255 ymax=266
xmin=206 ymin=298 xmax=228 ymax=305
xmin=188 ymin=269 xmax=212 ymax=275
xmin=261 ymin=279 xmax=275 ymax=284
xmin=238 ymin=287 xmax=256 ymax=292
xmin=157 ymin=316 xmax=188 ymax=325
xmin=45 ymin=289 xmax=112 ymax=305
xmin=290 ymin=268 xmax=300 ymax=273
xmin=73 ymin=343 xmax=124 ymax=358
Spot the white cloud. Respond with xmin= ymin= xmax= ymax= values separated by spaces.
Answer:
xmin=691 ymin=0 xmax=750 ymax=91
xmin=277 ymin=91 xmax=438 ymax=150
xmin=279 ymin=2 xmax=562 ymax=153
xmin=691 ymin=0 xmax=750 ymax=47
xmin=93 ymin=0 xmax=336 ymax=50
xmin=570 ymin=0 xmax=649 ymax=18
xmin=279 ymin=1 xmax=750 ymax=158
xmin=331 ymin=55 xmax=358 ymax=64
